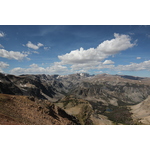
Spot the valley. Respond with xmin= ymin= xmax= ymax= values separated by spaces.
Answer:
xmin=0 ymin=72 xmax=150 ymax=125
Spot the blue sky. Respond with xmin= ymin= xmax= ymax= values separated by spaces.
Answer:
xmin=0 ymin=25 xmax=150 ymax=77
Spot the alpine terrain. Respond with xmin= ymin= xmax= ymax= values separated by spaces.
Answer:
xmin=0 ymin=72 xmax=150 ymax=125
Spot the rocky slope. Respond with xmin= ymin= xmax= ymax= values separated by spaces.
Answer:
xmin=0 ymin=93 xmax=79 ymax=125
xmin=130 ymin=96 xmax=150 ymax=125
xmin=55 ymin=95 xmax=113 ymax=125
xmin=69 ymin=74 xmax=150 ymax=105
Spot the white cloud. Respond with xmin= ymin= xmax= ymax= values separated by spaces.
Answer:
xmin=29 ymin=63 xmax=39 ymax=68
xmin=58 ymin=47 xmax=106 ymax=64
xmin=22 ymin=51 xmax=31 ymax=55
xmin=10 ymin=66 xmax=46 ymax=74
xmin=58 ymin=33 xmax=136 ymax=65
xmin=47 ymin=62 xmax=69 ymax=74
xmin=60 ymin=34 xmax=135 ymax=64
xmin=0 ymin=32 xmax=5 ymax=38
xmin=0 ymin=61 xmax=9 ymax=68
xmin=136 ymin=57 xmax=141 ymax=59
xmin=10 ymin=63 xmax=69 ymax=75
xmin=115 ymin=60 xmax=150 ymax=71
xmin=0 ymin=44 xmax=4 ymax=48
xmin=97 ymin=63 xmax=115 ymax=70
xmin=0 ymin=61 xmax=9 ymax=73
xmin=0 ymin=49 xmax=29 ymax=60
xmin=58 ymin=33 xmax=136 ymax=72
xmin=103 ymin=60 xmax=114 ymax=65
xmin=32 ymin=51 xmax=39 ymax=54
xmin=70 ymin=61 xmax=100 ymax=71
xmin=96 ymin=33 xmax=136 ymax=54
xmin=37 ymin=43 xmax=44 ymax=47
xmin=44 ymin=47 xmax=50 ymax=50
xmin=26 ymin=41 xmax=44 ymax=50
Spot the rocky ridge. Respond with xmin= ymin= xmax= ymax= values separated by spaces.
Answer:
xmin=0 ymin=93 xmax=79 ymax=125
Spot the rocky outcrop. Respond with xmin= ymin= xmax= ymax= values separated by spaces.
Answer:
xmin=55 ymin=95 xmax=113 ymax=125
xmin=0 ymin=93 xmax=80 ymax=125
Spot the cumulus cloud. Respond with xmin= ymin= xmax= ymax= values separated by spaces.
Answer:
xmin=70 ymin=59 xmax=150 ymax=73
xmin=136 ymin=57 xmax=141 ymax=59
xmin=0 ymin=61 xmax=9 ymax=68
xmin=70 ymin=61 xmax=100 ymax=71
xmin=58 ymin=33 xmax=136 ymax=72
xmin=10 ymin=65 xmax=46 ymax=75
xmin=0 ymin=49 xmax=29 ymax=60
xmin=10 ymin=63 xmax=69 ymax=75
xmin=10 ymin=67 xmax=43 ymax=74
xmin=0 ymin=32 xmax=5 ymax=37
xmin=47 ymin=62 xmax=69 ymax=74
xmin=58 ymin=47 xmax=106 ymax=64
xmin=97 ymin=63 xmax=115 ymax=70
xmin=115 ymin=60 xmax=150 ymax=71
xmin=9 ymin=33 xmax=139 ymax=75
xmin=58 ymin=33 xmax=136 ymax=65
xmin=29 ymin=63 xmax=39 ymax=68
xmin=103 ymin=60 xmax=114 ymax=65
xmin=26 ymin=41 xmax=44 ymax=50
xmin=0 ymin=61 xmax=9 ymax=73
xmin=96 ymin=33 xmax=136 ymax=54
xmin=37 ymin=43 xmax=44 ymax=47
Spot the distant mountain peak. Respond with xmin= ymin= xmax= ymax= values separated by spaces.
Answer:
xmin=76 ymin=73 xmax=90 ymax=77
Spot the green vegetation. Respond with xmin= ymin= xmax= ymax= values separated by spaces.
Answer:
xmin=89 ymin=101 xmax=106 ymax=114
xmin=89 ymin=99 xmax=135 ymax=125
xmin=103 ymin=105 xmax=134 ymax=125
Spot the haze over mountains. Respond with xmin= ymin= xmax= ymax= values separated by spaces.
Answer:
xmin=1 ymin=72 xmax=150 ymax=125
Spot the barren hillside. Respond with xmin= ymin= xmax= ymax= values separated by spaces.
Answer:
xmin=0 ymin=94 xmax=79 ymax=125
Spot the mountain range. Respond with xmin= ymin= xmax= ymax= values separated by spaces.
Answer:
xmin=1 ymin=72 xmax=150 ymax=125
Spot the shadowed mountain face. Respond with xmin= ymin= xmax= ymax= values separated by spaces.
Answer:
xmin=0 ymin=72 xmax=150 ymax=125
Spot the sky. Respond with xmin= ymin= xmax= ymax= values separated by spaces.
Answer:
xmin=0 ymin=25 xmax=150 ymax=77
